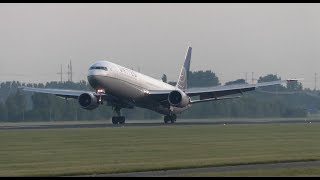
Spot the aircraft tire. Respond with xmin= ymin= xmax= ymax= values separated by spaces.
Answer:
xmin=119 ymin=116 xmax=125 ymax=124
xmin=164 ymin=116 xmax=170 ymax=124
xmin=112 ymin=117 xmax=119 ymax=124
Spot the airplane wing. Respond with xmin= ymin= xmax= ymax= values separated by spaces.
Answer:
xmin=147 ymin=79 xmax=301 ymax=105
xmin=19 ymin=86 xmax=134 ymax=108
xmin=185 ymin=79 xmax=300 ymax=104
xmin=19 ymin=86 xmax=92 ymax=99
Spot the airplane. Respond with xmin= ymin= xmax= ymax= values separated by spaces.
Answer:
xmin=20 ymin=47 xmax=300 ymax=124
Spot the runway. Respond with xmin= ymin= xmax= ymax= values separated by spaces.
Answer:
xmin=82 ymin=160 xmax=320 ymax=176
xmin=0 ymin=119 xmax=319 ymax=130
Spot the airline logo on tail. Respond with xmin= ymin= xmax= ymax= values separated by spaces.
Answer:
xmin=177 ymin=67 xmax=187 ymax=90
xmin=177 ymin=46 xmax=192 ymax=91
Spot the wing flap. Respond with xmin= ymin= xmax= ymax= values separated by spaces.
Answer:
xmin=199 ymin=87 xmax=255 ymax=100
xmin=191 ymin=96 xmax=241 ymax=104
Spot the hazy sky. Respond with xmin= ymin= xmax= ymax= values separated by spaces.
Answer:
xmin=1 ymin=3 xmax=320 ymax=89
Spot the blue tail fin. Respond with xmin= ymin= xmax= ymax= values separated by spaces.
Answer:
xmin=176 ymin=46 xmax=192 ymax=91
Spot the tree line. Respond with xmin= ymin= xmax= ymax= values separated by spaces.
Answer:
xmin=0 ymin=70 xmax=315 ymax=122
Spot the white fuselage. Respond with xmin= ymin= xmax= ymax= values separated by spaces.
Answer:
xmin=87 ymin=61 xmax=191 ymax=115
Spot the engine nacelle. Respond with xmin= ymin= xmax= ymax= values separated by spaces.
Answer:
xmin=168 ymin=90 xmax=190 ymax=108
xmin=78 ymin=93 xmax=99 ymax=110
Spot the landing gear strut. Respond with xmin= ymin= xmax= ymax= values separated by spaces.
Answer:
xmin=96 ymin=89 xmax=105 ymax=105
xmin=164 ymin=114 xmax=176 ymax=124
xmin=112 ymin=116 xmax=125 ymax=124
xmin=112 ymin=107 xmax=125 ymax=124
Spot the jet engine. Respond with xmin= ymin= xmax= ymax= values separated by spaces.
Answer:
xmin=78 ymin=93 xmax=99 ymax=110
xmin=168 ymin=89 xmax=190 ymax=108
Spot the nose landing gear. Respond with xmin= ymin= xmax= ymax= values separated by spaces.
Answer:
xmin=96 ymin=89 xmax=105 ymax=105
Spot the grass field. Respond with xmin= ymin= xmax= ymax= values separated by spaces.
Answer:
xmin=1 ymin=123 xmax=320 ymax=176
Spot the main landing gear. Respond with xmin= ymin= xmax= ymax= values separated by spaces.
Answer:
xmin=112 ymin=107 xmax=125 ymax=124
xmin=164 ymin=114 xmax=176 ymax=124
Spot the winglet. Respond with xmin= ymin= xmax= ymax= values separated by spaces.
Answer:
xmin=176 ymin=46 xmax=192 ymax=91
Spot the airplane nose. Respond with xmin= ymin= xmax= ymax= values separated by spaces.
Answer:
xmin=87 ymin=66 xmax=108 ymax=89
xmin=87 ymin=75 xmax=101 ymax=89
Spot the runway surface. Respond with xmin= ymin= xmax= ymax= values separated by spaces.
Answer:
xmin=85 ymin=160 xmax=320 ymax=177
xmin=0 ymin=119 xmax=319 ymax=130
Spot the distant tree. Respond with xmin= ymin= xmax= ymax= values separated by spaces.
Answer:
xmin=287 ymin=80 xmax=303 ymax=91
xmin=0 ymin=101 xmax=8 ymax=121
xmin=225 ymin=79 xmax=247 ymax=86
xmin=0 ymin=76 xmax=314 ymax=121
xmin=5 ymin=90 xmax=26 ymax=122
xmin=15 ymin=90 xmax=27 ymax=121
xmin=258 ymin=74 xmax=280 ymax=83
xmin=188 ymin=70 xmax=220 ymax=87
xmin=282 ymin=107 xmax=307 ymax=117
xmin=257 ymin=74 xmax=286 ymax=91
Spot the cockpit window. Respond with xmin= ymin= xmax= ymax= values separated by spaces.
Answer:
xmin=90 ymin=66 xmax=108 ymax=71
